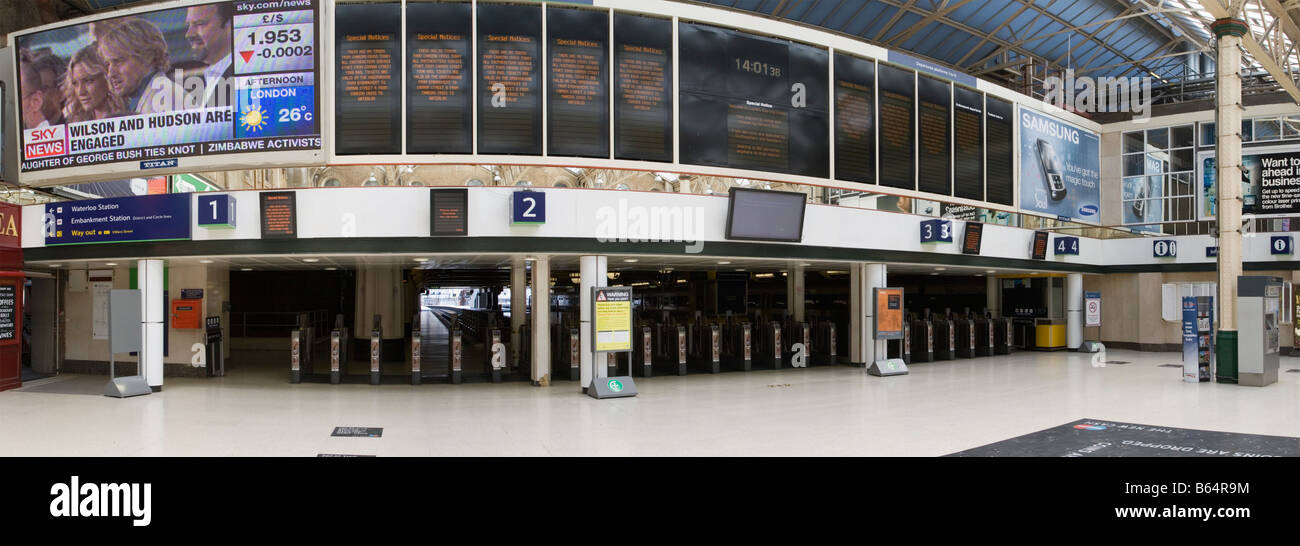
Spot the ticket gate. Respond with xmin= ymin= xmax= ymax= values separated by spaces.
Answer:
xmin=755 ymin=322 xmax=783 ymax=368
xmin=953 ymin=316 xmax=976 ymax=358
xmin=635 ymin=326 xmax=654 ymax=377
xmin=932 ymin=317 xmax=954 ymax=360
xmin=486 ymin=329 xmax=505 ymax=383
xmin=909 ymin=319 xmax=933 ymax=362
xmin=994 ymin=317 xmax=1015 ymax=355
xmin=205 ymin=316 xmax=225 ymax=377
xmin=689 ymin=323 xmax=722 ymax=374
xmin=563 ymin=328 xmax=581 ymax=381
xmin=783 ymin=322 xmax=810 ymax=368
xmin=886 ymin=320 xmax=912 ymax=364
xmin=449 ymin=329 xmax=463 ymax=384
xmin=411 ymin=327 xmax=421 ymax=385
xmin=974 ymin=317 xmax=995 ymax=357
xmin=369 ymin=323 xmax=382 ymax=385
xmin=721 ymin=321 xmax=752 ymax=371
xmin=812 ymin=321 xmax=837 ymax=365
xmin=651 ymin=325 xmax=688 ymax=376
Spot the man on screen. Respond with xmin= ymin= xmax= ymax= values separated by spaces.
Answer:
xmin=98 ymin=17 xmax=185 ymax=114
xmin=19 ymin=61 xmax=52 ymax=130
xmin=186 ymin=3 xmax=234 ymax=108
xmin=31 ymin=53 xmax=69 ymax=126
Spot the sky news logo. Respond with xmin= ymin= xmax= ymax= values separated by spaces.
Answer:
xmin=49 ymin=476 xmax=151 ymax=527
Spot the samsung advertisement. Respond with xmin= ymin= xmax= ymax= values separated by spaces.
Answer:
xmin=1018 ymin=108 xmax=1100 ymax=222
xmin=13 ymin=0 xmax=321 ymax=182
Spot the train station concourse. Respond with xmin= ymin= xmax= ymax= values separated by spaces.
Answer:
xmin=3 ymin=0 xmax=1300 ymax=475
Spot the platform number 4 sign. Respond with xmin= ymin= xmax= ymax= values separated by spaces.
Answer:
xmin=512 ymin=191 xmax=545 ymax=225
xmin=1153 ymin=240 xmax=1177 ymax=258
xmin=1054 ymin=236 xmax=1080 ymax=256
xmin=1271 ymin=235 xmax=1293 ymax=255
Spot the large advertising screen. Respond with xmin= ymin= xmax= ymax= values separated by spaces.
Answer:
xmin=15 ymin=0 xmax=321 ymax=182
xmin=613 ymin=14 xmax=672 ymax=163
xmin=1018 ymin=108 xmax=1100 ymax=222
xmin=679 ymin=22 xmax=828 ymax=178
xmin=335 ymin=2 xmax=399 ymax=155
xmin=1200 ymin=147 xmax=1300 ymax=218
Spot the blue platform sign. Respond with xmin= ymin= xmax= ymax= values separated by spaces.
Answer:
xmin=512 ymin=190 xmax=546 ymax=225
xmin=1054 ymin=236 xmax=1080 ymax=255
xmin=197 ymin=194 xmax=236 ymax=228
xmin=44 ymin=193 xmax=191 ymax=246
xmin=1270 ymin=235 xmax=1293 ymax=255
xmin=1153 ymin=239 xmax=1177 ymax=258
xmin=920 ymin=219 xmax=953 ymax=244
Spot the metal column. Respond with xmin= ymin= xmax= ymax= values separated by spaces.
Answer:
xmin=1211 ymin=17 xmax=1248 ymax=377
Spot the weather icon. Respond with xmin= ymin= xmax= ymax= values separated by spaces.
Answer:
xmin=241 ymin=104 xmax=268 ymax=133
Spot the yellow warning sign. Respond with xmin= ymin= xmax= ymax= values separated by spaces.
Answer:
xmin=593 ymin=287 xmax=632 ymax=352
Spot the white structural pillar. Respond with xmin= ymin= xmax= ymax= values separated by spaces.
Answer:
xmin=138 ymin=259 xmax=164 ymax=391
xmin=986 ymin=276 xmax=999 ymax=318
xmin=1211 ymin=17 xmax=1246 ymax=372
xmin=510 ymin=258 xmax=527 ymax=368
xmin=850 ymin=263 xmax=888 ymax=365
xmin=787 ymin=262 xmax=806 ymax=322
xmin=1066 ymin=273 xmax=1083 ymax=349
xmin=530 ymin=256 xmax=551 ymax=386
xmin=579 ymin=255 xmax=608 ymax=391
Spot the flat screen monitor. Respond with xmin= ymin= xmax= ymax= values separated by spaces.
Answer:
xmin=1030 ymin=231 xmax=1050 ymax=260
xmin=725 ymin=187 xmax=807 ymax=242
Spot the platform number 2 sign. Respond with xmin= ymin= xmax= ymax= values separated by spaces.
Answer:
xmin=512 ymin=191 xmax=546 ymax=225
xmin=1153 ymin=240 xmax=1177 ymax=258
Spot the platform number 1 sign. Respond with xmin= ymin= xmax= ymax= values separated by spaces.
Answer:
xmin=512 ymin=191 xmax=546 ymax=225
xmin=1153 ymin=240 xmax=1177 ymax=258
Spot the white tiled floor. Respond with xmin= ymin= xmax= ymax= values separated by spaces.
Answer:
xmin=2 ymin=349 xmax=1298 ymax=456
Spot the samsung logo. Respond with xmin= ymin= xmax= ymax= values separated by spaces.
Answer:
xmin=1021 ymin=113 xmax=1080 ymax=144
xmin=1078 ymin=205 xmax=1098 ymax=217
xmin=49 ymin=476 xmax=151 ymax=527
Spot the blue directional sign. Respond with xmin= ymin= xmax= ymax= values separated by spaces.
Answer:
xmin=1153 ymin=239 xmax=1177 ymax=258
xmin=45 ymin=194 xmax=191 ymax=246
xmin=197 ymin=194 xmax=236 ymax=228
xmin=1270 ymin=235 xmax=1293 ymax=255
xmin=512 ymin=190 xmax=546 ymax=225
xmin=1054 ymin=236 xmax=1080 ymax=256
xmin=920 ymin=219 xmax=953 ymax=244
xmin=1206 ymin=246 xmax=1218 ymax=258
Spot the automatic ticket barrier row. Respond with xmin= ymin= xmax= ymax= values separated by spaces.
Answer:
xmin=908 ymin=311 xmax=1013 ymax=363
xmin=292 ymin=314 xmax=507 ymax=385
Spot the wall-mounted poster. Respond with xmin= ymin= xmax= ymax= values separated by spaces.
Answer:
xmin=1199 ymin=147 xmax=1300 ymax=219
xmin=1018 ymin=108 xmax=1100 ymax=222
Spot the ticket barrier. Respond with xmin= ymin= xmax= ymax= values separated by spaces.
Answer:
xmin=753 ymin=322 xmax=783 ymax=368
xmin=783 ymin=322 xmax=810 ymax=367
xmin=953 ymin=316 xmax=976 ymax=359
xmin=1013 ymin=318 xmax=1037 ymax=350
xmin=909 ymin=318 xmax=934 ymax=362
xmin=450 ymin=329 xmax=463 ymax=384
xmin=486 ymin=329 xmax=505 ymax=383
xmin=721 ymin=322 xmax=752 ymax=371
xmin=812 ymin=321 xmax=837 ymax=365
xmin=974 ymin=317 xmax=995 ymax=357
xmin=205 ymin=317 xmax=224 ymax=377
xmin=993 ymin=318 xmax=1015 ymax=355
xmin=411 ymin=327 xmax=422 ymax=385
xmin=634 ymin=326 xmax=653 ymax=377
xmin=932 ymin=317 xmax=954 ymax=360
xmin=689 ymin=322 xmax=722 ymax=374
xmin=670 ymin=326 xmax=687 ymax=376
xmin=562 ymin=328 xmax=581 ymax=381
xmin=888 ymin=321 xmax=912 ymax=364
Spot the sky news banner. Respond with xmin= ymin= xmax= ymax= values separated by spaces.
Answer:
xmin=16 ymin=0 xmax=320 ymax=179
xmin=1018 ymin=108 xmax=1101 ymax=223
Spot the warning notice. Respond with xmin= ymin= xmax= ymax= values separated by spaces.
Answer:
xmin=592 ymin=287 xmax=632 ymax=352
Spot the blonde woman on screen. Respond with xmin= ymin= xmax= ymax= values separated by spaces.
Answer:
xmin=98 ymin=17 xmax=185 ymax=115
xmin=64 ymin=43 xmax=125 ymax=122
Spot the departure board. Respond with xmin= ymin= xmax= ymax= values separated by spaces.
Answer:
xmin=548 ymin=7 xmax=609 ymax=158
xmin=834 ymin=53 xmax=875 ymax=185
xmin=1030 ymin=231 xmax=1050 ymax=260
xmin=986 ymin=97 xmax=1014 ymax=205
xmin=478 ymin=4 xmax=542 ymax=155
xmin=260 ymin=191 xmax=298 ymax=239
xmin=430 ymin=189 xmax=468 ymax=236
xmin=336 ymin=3 xmax=400 ymax=155
xmin=917 ymin=76 xmax=950 ymax=195
xmin=679 ymin=23 xmax=828 ymax=178
xmin=407 ymin=2 xmax=471 ymax=154
xmin=614 ymin=14 xmax=672 ymax=163
xmin=961 ymin=221 xmax=984 ymax=255
xmin=878 ymin=64 xmax=915 ymax=190
xmin=953 ymin=86 xmax=984 ymax=200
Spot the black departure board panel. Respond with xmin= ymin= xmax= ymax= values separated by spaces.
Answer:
xmin=878 ymin=64 xmax=914 ymax=190
xmin=834 ymin=53 xmax=874 ymax=184
xmin=336 ymin=3 xmax=401 ymax=155
xmin=917 ymin=76 xmax=950 ymax=195
xmin=679 ymin=23 xmax=828 ymax=178
xmin=430 ymin=189 xmax=468 ymax=236
xmin=986 ymin=96 xmax=1014 ymax=206
xmin=260 ymin=191 xmax=298 ymax=239
xmin=953 ymin=86 xmax=984 ymax=200
xmin=1031 ymin=231 xmax=1049 ymax=260
xmin=614 ymin=14 xmax=672 ymax=163
xmin=478 ymin=3 xmax=542 ymax=155
xmin=407 ymin=2 xmax=471 ymax=154
xmin=548 ymin=7 xmax=609 ymax=158
xmin=962 ymin=221 xmax=984 ymax=255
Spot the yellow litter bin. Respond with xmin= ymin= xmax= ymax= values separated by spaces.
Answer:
xmin=1034 ymin=319 xmax=1066 ymax=350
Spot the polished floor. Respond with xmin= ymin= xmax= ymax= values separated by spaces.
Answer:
xmin=2 ymin=349 xmax=1298 ymax=456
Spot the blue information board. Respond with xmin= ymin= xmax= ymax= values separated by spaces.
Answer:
xmin=44 ymin=194 xmax=191 ymax=245
xmin=197 ymin=194 xmax=236 ymax=228
xmin=512 ymin=190 xmax=546 ymax=225
xmin=1153 ymin=239 xmax=1177 ymax=258
xmin=1270 ymin=235 xmax=1293 ymax=255
xmin=919 ymin=219 xmax=953 ymax=244
xmin=1053 ymin=236 xmax=1080 ymax=256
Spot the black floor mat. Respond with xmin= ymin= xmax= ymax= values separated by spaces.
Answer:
xmin=948 ymin=418 xmax=1300 ymax=457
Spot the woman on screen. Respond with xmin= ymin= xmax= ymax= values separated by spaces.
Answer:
xmin=97 ymin=17 xmax=184 ymax=115
xmin=64 ymin=43 xmax=125 ymax=122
